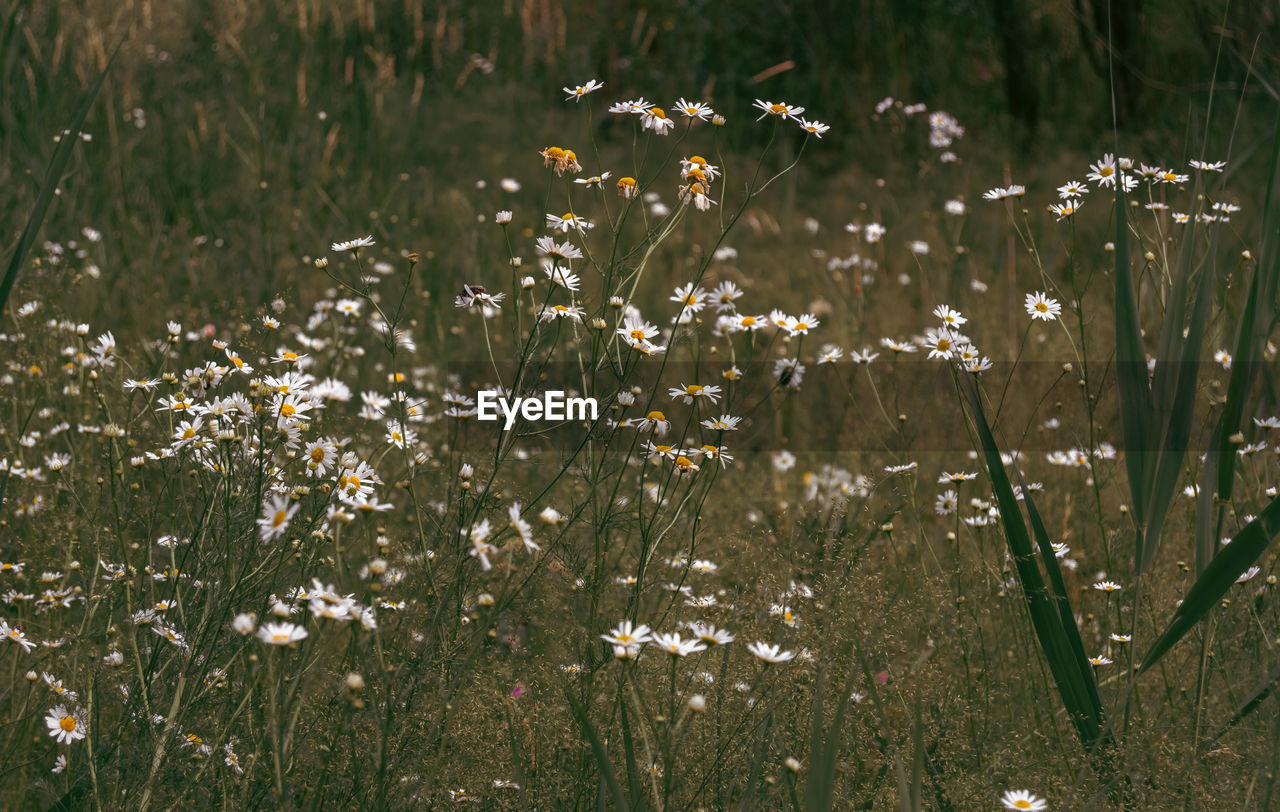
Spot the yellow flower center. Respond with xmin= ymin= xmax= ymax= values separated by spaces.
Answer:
xmin=683 ymin=295 xmax=697 ymax=305
xmin=544 ymin=147 xmax=564 ymax=159
xmin=554 ymin=305 xmax=568 ymax=313
xmin=654 ymin=445 xmax=672 ymax=455
xmin=795 ymin=322 xmax=809 ymax=331
xmin=685 ymin=385 xmax=703 ymax=395
xmin=630 ymin=329 xmax=645 ymax=339
xmin=310 ymin=448 xmax=326 ymax=463
xmin=741 ymin=316 xmax=756 ymax=326
xmin=689 ymin=155 xmax=706 ymax=166
xmin=182 ymin=427 xmax=196 ymax=439
xmin=60 ymin=716 xmax=76 ymax=732
xmin=937 ymin=339 xmax=951 ymax=351
xmin=769 ymin=103 xmax=786 ymax=114
xmin=281 ymin=403 xmax=296 ymax=416
xmin=1015 ymin=803 xmax=1031 ymax=810
xmin=562 ymin=212 xmax=575 ymax=221
xmin=1036 ymin=302 xmax=1049 ymax=312
xmin=647 ymin=411 xmax=666 ymax=421
xmin=282 ymin=351 xmax=298 ymax=361
xmin=675 ymin=455 xmax=694 ymax=467
xmin=1100 ymin=167 xmax=1114 ymax=177
xmin=272 ymin=510 xmax=288 ymax=528
xmin=650 ymin=107 xmax=666 ymax=119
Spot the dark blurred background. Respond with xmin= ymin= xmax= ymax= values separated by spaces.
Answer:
xmin=2 ymin=0 xmax=1278 ymax=316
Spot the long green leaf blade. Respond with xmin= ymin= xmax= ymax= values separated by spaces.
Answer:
xmin=1019 ymin=474 xmax=1102 ymax=707
xmin=1138 ymin=493 xmax=1280 ymax=675
xmin=1204 ymin=659 xmax=1280 ymax=752
xmin=960 ymin=373 xmax=1109 ymax=750
xmin=1140 ymin=241 xmax=1217 ymax=573
xmin=1112 ymin=182 xmax=1154 ymax=554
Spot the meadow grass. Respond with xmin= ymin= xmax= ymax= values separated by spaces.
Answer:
xmin=3 ymin=2 xmax=1280 ymax=810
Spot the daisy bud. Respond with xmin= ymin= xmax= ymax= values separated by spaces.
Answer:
xmin=1104 ymin=242 xmax=1115 ymax=252
xmin=784 ymin=757 xmax=802 ymax=773
xmin=271 ymin=600 xmax=292 ymax=618
xmin=232 ymin=613 xmax=257 ymax=635
xmin=1229 ymin=432 xmax=1245 ymax=444
xmin=369 ymin=558 xmax=387 ymax=575
xmin=26 ymin=671 xmax=37 ymax=681
xmin=510 ymin=257 xmax=522 ymax=268
xmin=495 ymin=211 xmax=512 ymax=224
xmin=477 ymin=593 xmax=495 ymax=607
xmin=591 ymin=318 xmax=607 ymax=330
xmin=407 ymin=252 xmax=420 ymax=264
xmin=345 ymin=672 xmax=365 ymax=691
xmin=712 ymin=114 xmax=726 ymax=126
xmin=688 ymin=694 xmax=706 ymax=712
xmin=609 ymin=296 xmax=624 ymax=307
xmin=521 ymin=276 xmax=536 ymax=289
xmin=1144 ymin=251 xmax=1155 ymax=262
xmin=315 ymin=257 xmax=329 ymax=269
xmin=1242 ymin=249 xmax=1252 ymax=260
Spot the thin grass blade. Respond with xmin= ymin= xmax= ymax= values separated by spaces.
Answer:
xmin=805 ymin=654 xmax=863 ymax=811
xmin=566 ymin=688 xmax=630 ymax=812
xmin=618 ymin=695 xmax=644 ymax=807
xmin=0 ymin=40 xmax=121 ymax=313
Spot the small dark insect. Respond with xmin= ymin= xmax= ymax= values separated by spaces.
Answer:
xmin=462 ymin=284 xmax=486 ymax=298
